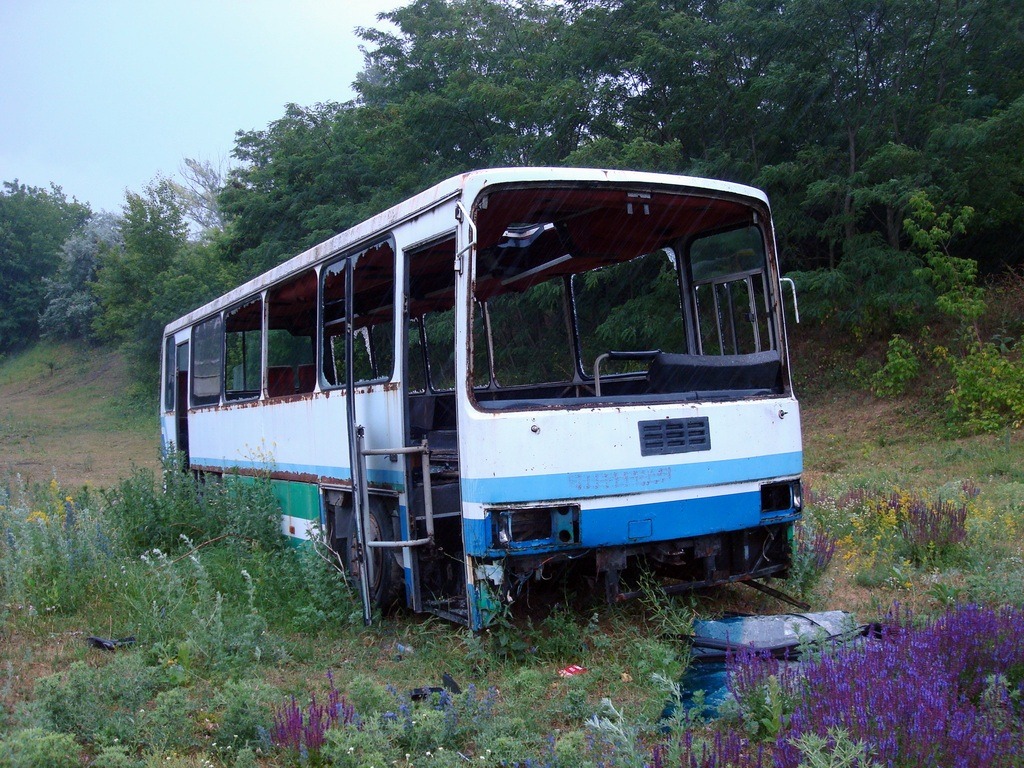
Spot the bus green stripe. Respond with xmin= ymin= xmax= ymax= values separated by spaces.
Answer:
xmin=270 ymin=480 xmax=321 ymax=522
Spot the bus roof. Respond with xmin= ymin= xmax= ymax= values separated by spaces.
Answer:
xmin=163 ymin=167 xmax=768 ymax=335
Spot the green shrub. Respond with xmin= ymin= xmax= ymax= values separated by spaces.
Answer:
xmin=90 ymin=745 xmax=144 ymax=768
xmin=947 ymin=344 xmax=1024 ymax=433
xmin=103 ymin=465 xmax=294 ymax=668
xmin=213 ymin=678 xmax=279 ymax=752
xmin=101 ymin=460 xmax=196 ymax=555
xmin=791 ymin=727 xmax=878 ymax=768
xmin=871 ymin=335 xmax=920 ymax=397
xmin=321 ymin=724 xmax=390 ymax=768
xmin=788 ymin=235 xmax=931 ymax=335
xmin=285 ymin=524 xmax=362 ymax=631
xmin=102 ymin=455 xmax=286 ymax=556
xmin=743 ymin=673 xmax=796 ymax=741
xmin=119 ymin=546 xmax=273 ymax=673
xmin=34 ymin=655 xmax=161 ymax=747
xmin=343 ymin=674 xmax=395 ymax=716
xmin=145 ymin=687 xmax=198 ymax=753
xmin=0 ymin=728 xmax=79 ymax=768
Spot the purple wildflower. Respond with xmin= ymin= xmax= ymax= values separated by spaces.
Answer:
xmin=271 ymin=670 xmax=359 ymax=759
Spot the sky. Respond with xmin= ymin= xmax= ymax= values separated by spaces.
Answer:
xmin=0 ymin=0 xmax=403 ymax=213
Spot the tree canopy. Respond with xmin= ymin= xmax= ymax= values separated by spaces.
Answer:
xmin=5 ymin=0 xmax=1023 ymax=387
xmin=0 ymin=182 xmax=90 ymax=354
xmin=217 ymin=0 xmax=1024 ymax=291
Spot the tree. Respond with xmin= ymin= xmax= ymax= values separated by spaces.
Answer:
xmin=926 ymin=94 xmax=1024 ymax=267
xmin=357 ymin=0 xmax=582 ymax=168
xmin=904 ymin=190 xmax=981 ymax=340
xmin=93 ymin=178 xmax=235 ymax=385
xmin=93 ymin=180 xmax=186 ymax=351
xmin=750 ymin=0 xmax=992 ymax=265
xmin=168 ymin=157 xmax=228 ymax=237
xmin=220 ymin=102 xmax=385 ymax=276
xmin=0 ymin=181 xmax=90 ymax=353
xmin=220 ymin=0 xmax=590 ymax=276
xmin=40 ymin=212 xmax=123 ymax=342
xmin=213 ymin=0 xmax=1024 ymax=332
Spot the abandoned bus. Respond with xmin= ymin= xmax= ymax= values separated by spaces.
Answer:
xmin=160 ymin=167 xmax=802 ymax=629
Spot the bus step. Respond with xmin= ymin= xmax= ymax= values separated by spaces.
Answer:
xmin=423 ymin=598 xmax=469 ymax=625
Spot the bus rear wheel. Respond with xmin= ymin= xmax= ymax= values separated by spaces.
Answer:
xmin=336 ymin=499 xmax=403 ymax=611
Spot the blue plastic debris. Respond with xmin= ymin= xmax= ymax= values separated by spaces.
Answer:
xmin=666 ymin=611 xmax=862 ymax=721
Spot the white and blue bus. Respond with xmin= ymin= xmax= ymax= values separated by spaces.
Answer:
xmin=160 ymin=167 xmax=803 ymax=629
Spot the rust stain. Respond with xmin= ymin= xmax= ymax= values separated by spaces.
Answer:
xmin=186 ymin=464 xmax=406 ymax=493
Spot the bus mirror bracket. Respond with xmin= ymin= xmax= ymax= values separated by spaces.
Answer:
xmin=780 ymin=277 xmax=800 ymax=323
xmin=454 ymin=202 xmax=476 ymax=275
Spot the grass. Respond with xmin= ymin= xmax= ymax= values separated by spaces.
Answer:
xmin=1 ymin=342 xmax=1023 ymax=765
xmin=0 ymin=343 xmax=160 ymax=488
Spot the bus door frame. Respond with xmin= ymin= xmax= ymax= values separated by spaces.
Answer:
xmin=345 ymin=243 xmax=434 ymax=624
xmin=175 ymin=339 xmax=190 ymax=463
xmin=341 ymin=256 xmax=375 ymax=624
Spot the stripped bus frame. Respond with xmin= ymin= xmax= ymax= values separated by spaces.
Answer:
xmin=160 ymin=167 xmax=803 ymax=629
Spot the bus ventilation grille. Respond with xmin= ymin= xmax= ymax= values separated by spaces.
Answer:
xmin=638 ymin=417 xmax=711 ymax=456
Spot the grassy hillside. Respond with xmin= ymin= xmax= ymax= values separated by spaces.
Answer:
xmin=0 ymin=343 xmax=160 ymax=488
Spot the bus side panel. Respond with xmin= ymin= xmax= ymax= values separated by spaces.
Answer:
xmin=187 ymin=388 xmax=407 ymax=547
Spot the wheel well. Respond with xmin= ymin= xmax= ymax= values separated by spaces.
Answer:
xmin=323 ymin=489 xmax=399 ymax=544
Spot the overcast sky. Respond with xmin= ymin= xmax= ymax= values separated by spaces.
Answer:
xmin=0 ymin=0 xmax=403 ymax=213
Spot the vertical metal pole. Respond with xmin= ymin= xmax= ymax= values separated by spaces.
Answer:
xmin=455 ymin=206 xmax=476 ymax=629
xmin=357 ymin=428 xmax=375 ymax=591
xmin=345 ymin=258 xmax=373 ymax=625
xmin=353 ymin=427 xmax=373 ymax=624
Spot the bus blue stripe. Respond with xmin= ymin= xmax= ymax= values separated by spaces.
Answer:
xmin=462 ymin=489 xmax=797 ymax=556
xmin=460 ymin=451 xmax=802 ymax=504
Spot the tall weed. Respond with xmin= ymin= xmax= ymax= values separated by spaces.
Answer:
xmin=102 ymin=453 xmax=285 ymax=556
xmin=814 ymin=486 xmax=976 ymax=581
xmin=790 ymin=518 xmax=838 ymax=597
xmin=0 ymin=478 xmax=116 ymax=614
xmin=118 ymin=544 xmax=274 ymax=673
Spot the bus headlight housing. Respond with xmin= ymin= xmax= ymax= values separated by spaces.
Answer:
xmin=760 ymin=480 xmax=802 ymax=518
xmin=492 ymin=505 xmax=580 ymax=548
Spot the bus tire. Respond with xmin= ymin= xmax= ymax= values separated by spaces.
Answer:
xmin=340 ymin=499 xmax=403 ymax=611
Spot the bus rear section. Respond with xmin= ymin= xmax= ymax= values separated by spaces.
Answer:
xmin=426 ymin=173 xmax=802 ymax=628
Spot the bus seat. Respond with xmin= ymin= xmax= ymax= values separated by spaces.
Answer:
xmin=647 ymin=351 xmax=782 ymax=394
xmin=267 ymin=366 xmax=295 ymax=397
xmin=296 ymin=364 xmax=316 ymax=393
xmin=409 ymin=394 xmax=436 ymax=438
